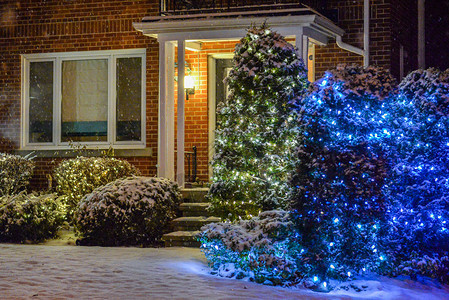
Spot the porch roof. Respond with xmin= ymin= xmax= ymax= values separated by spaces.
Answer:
xmin=133 ymin=7 xmax=344 ymax=44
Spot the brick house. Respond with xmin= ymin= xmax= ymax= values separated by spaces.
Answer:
xmin=0 ymin=0 xmax=419 ymax=189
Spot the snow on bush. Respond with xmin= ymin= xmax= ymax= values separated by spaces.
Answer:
xmin=54 ymin=156 xmax=139 ymax=218
xmin=208 ymin=24 xmax=308 ymax=221
xmin=383 ymin=68 xmax=449 ymax=283
xmin=0 ymin=152 xmax=34 ymax=196
xmin=323 ymin=64 xmax=396 ymax=100
xmin=398 ymin=68 xmax=449 ymax=116
xmin=198 ymin=210 xmax=302 ymax=285
xmin=289 ymin=64 xmax=395 ymax=283
xmin=75 ymin=176 xmax=181 ymax=246
xmin=0 ymin=192 xmax=65 ymax=242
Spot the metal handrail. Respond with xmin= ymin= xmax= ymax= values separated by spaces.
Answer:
xmin=175 ymin=146 xmax=198 ymax=183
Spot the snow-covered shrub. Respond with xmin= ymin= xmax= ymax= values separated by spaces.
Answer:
xmin=0 ymin=152 xmax=34 ymax=196
xmin=382 ymin=68 xmax=449 ymax=283
xmin=198 ymin=210 xmax=302 ymax=285
xmin=75 ymin=176 xmax=181 ymax=246
xmin=54 ymin=157 xmax=139 ymax=218
xmin=208 ymin=24 xmax=308 ymax=221
xmin=388 ymin=255 xmax=449 ymax=284
xmin=398 ymin=68 xmax=449 ymax=116
xmin=289 ymin=64 xmax=396 ymax=283
xmin=0 ymin=192 xmax=65 ymax=242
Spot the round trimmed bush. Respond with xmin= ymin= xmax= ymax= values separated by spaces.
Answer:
xmin=54 ymin=156 xmax=140 ymax=218
xmin=0 ymin=152 xmax=34 ymax=196
xmin=75 ymin=176 xmax=181 ymax=246
xmin=0 ymin=192 xmax=65 ymax=243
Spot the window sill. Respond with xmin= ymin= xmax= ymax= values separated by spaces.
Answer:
xmin=14 ymin=148 xmax=152 ymax=158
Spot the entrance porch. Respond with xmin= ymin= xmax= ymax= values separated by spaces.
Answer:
xmin=134 ymin=8 xmax=345 ymax=187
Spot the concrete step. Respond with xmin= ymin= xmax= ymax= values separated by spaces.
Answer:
xmin=180 ymin=202 xmax=211 ymax=217
xmin=171 ymin=216 xmax=220 ymax=231
xmin=180 ymin=188 xmax=209 ymax=203
xmin=162 ymin=231 xmax=201 ymax=247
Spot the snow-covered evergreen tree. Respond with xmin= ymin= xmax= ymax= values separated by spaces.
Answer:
xmin=208 ymin=24 xmax=308 ymax=221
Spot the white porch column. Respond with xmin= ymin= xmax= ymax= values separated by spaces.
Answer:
xmin=302 ymin=35 xmax=309 ymax=64
xmin=158 ymin=40 xmax=176 ymax=180
xmin=177 ymin=39 xmax=186 ymax=187
xmin=157 ymin=40 xmax=167 ymax=178
xmin=166 ymin=42 xmax=175 ymax=180
xmin=294 ymin=26 xmax=308 ymax=61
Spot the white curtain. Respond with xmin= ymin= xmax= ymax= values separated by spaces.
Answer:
xmin=62 ymin=59 xmax=108 ymax=123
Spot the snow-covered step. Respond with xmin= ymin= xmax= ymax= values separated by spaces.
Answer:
xmin=161 ymin=231 xmax=201 ymax=247
xmin=180 ymin=202 xmax=211 ymax=217
xmin=180 ymin=188 xmax=209 ymax=203
xmin=171 ymin=216 xmax=220 ymax=232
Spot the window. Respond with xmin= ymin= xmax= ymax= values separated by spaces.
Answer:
xmin=21 ymin=49 xmax=146 ymax=149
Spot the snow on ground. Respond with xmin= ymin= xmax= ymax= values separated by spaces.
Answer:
xmin=0 ymin=244 xmax=448 ymax=300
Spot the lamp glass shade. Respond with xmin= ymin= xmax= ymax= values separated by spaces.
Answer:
xmin=184 ymin=75 xmax=195 ymax=89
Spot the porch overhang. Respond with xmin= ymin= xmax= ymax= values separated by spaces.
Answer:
xmin=133 ymin=8 xmax=344 ymax=44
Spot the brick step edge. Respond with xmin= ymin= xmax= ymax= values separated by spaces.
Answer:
xmin=164 ymin=240 xmax=201 ymax=247
xmin=180 ymin=203 xmax=212 ymax=217
xmin=180 ymin=188 xmax=209 ymax=203
xmin=162 ymin=231 xmax=201 ymax=248
xmin=171 ymin=216 xmax=220 ymax=227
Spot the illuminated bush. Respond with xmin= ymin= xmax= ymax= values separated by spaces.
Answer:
xmin=75 ymin=176 xmax=181 ymax=246
xmin=54 ymin=156 xmax=139 ymax=217
xmin=208 ymin=24 xmax=308 ymax=221
xmin=383 ymin=68 xmax=449 ymax=283
xmin=0 ymin=192 xmax=65 ymax=242
xmin=198 ymin=211 xmax=301 ymax=285
xmin=289 ymin=65 xmax=396 ymax=283
xmin=0 ymin=153 xmax=34 ymax=196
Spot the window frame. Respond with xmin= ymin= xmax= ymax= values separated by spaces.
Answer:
xmin=21 ymin=49 xmax=146 ymax=150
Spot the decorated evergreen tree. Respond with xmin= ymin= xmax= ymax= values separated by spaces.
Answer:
xmin=289 ymin=65 xmax=397 ymax=283
xmin=209 ymin=24 xmax=308 ymax=221
xmin=384 ymin=68 xmax=449 ymax=282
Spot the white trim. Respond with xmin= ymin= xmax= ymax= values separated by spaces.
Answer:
xmin=207 ymin=53 xmax=235 ymax=180
xmin=177 ymin=40 xmax=186 ymax=187
xmin=166 ymin=43 xmax=175 ymax=180
xmin=308 ymin=43 xmax=316 ymax=82
xmin=21 ymin=49 xmax=146 ymax=150
xmin=207 ymin=53 xmax=234 ymax=179
xmin=134 ymin=14 xmax=344 ymax=40
xmin=22 ymin=48 xmax=146 ymax=60
xmin=158 ymin=41 xmax=166 ymax=177
xmin=207 ymin=55 xmax=216 ymax=180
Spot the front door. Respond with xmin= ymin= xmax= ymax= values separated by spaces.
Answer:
xmin=215 ymin=58 xmax=233 ymax=120
xmin=207 ymin=55 xmax=233 ymax=178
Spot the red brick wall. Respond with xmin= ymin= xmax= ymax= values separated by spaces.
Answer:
xmin=0 ymin=0 xmax=159 ymax=189
xmin=177 ymin=41 xmax=237 ymax=182
xmin=1 ymin=1 xmax=418 ymax=189
xmin=314 ymin=0 xmax=415 ymax=79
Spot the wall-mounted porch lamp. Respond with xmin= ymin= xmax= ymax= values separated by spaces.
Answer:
xmin=175 ymin=61 xmax=195 ymax=100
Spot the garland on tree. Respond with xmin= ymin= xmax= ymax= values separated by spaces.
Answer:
xmin=208 ymin=24 xmax=308 ymax=221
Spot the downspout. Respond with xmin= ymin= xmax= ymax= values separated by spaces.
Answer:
xmin=418 ymin=0 xmax=425 ymax=69
xmin=363 ymin=0 xmax=370 ymax=67
xmin=335 ymin=0 xmax=369 ymax=67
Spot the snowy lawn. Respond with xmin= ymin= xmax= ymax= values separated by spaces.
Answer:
xmin=0 ymin=244 xmax=448 ymax=300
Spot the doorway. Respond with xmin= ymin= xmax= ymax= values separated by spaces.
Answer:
xmin=208 ymin=54 xmax=234 ymax=178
